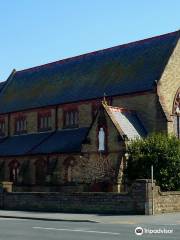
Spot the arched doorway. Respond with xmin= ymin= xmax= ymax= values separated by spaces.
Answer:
xmin=34 ymin=159 xmax=46 ymax=185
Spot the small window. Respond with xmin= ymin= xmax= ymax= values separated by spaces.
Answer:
xmin=15 ymin=116 xmax=27 ymax=135
xmin=0 ymin=119 xmax=5 ymax=137
xmin=64 ymin=110 xmax=78 ymax=128
xmin=38 ymin=112 xmax=52 ymax=131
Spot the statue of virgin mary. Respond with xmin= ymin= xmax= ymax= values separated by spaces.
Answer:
xmin=98 ymin=127 xmax=105 ymax=151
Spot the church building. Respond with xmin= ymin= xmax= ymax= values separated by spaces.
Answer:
xmin=0 ymin=30 xmax=179 ymax=192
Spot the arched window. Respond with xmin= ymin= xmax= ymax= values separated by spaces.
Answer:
xmin=173 ymin=89 xmax=180 ymax=139
xmin=35 ymin=159 xmax=46 ymax=185
xmin=9 ymin=160 xmax=20 ymax=183
xmin=63 ymin=157 xmax=76 ymax=183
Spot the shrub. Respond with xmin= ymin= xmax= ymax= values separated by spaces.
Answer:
xmin=125 ymin=133 xmax=180 ymax=191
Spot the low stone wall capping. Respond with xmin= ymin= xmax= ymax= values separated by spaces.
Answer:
xmin=0 ymin=179 xmax=180 ymax=215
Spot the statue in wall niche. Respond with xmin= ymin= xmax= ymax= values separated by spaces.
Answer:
xmin=98 ymin=127 xmax=105 ymax=152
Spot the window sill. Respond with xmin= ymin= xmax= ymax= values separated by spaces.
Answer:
xmin=38 ymin=128 xmax=52 ymax=133
xmin=63 ymin=125 xmax=79 ymax=129
xmin=14 ymin=131 xmax=27 ymax=136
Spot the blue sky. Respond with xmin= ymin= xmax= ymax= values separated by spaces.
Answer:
xmin=0 ymin=0 xmax=179 ymax=81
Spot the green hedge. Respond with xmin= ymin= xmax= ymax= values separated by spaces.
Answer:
xmin=126 ymin=134 xmax=180 ymax=191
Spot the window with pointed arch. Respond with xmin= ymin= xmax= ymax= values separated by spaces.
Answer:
xmin=8 ymin=160 xmax=20 ymax=183
xmin=173 ymin=89 xmax=180 ymax=139
xmin=34 ymin=159 xmax=46 ymax=185
xmin=63 ymin=157 xmax=76 ymax=183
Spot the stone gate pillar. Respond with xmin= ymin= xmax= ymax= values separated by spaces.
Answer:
xmin=131 ymin=179 xmax=155 ymax=215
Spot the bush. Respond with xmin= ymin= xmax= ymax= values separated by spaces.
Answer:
xmin=125 ymin=133 xmax=180 ymax=191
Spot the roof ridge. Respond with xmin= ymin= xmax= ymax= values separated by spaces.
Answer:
xmin=17 ymin=30 xmax=179 ymax=74
xmin=0 ymin=69 xmax=16 ymax=94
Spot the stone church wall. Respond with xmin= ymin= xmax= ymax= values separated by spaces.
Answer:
xmin=113 ymin=92 xmax=167 ymax=134
xmin=0 ymin=151 xmax=122 ymax=192
xmin=0 ymin=90 xmax=170 ymax=138
xmin=158 ymin=39 xmax=180 ymax=134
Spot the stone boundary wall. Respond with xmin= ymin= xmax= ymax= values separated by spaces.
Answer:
xmin=155 ymin=187 xmax=180 ymax=214
xmin=0 ymin=179 xmax=148 ymax=214
xmin=0 ymin=179 xmax=180 ymax=215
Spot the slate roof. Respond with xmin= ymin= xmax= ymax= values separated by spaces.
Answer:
xmin=30 ymin=127 xmax=89 ymax=154
xmin=0 ymin=31 xmax=179 ymax=114
xmin=0 ymin=81 xmax=6 ymax=93
xmin=0 ymin=128 xmax=88 ymax=156
xmin=0 ymin=132 xmax=52 ymax=156
xmin=104 ymin=104 xmax=146 ymax=140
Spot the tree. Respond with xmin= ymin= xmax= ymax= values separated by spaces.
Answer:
xmin=81 ymin=155 xmax=116 ymax=183
xmin=125 ymin=134 xmax=180 ymax=191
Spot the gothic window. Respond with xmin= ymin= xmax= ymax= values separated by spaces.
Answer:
xmin=9 ymin=160 xmax=20 ymax=183
xmin=63 ymin=157 xmax=76 ymax=183
xmin=173 ymin=89 xmax=180 ymax=139
xmin=46 ymin=157 xmax=58 ymax=183
xmin=64 ymin=110 xmax=78 ymax=128
xmin=35 ymin=159 xmax=46 ymax=185
xmin=15 ymin=116 xmax=27 ymax=135
xmin=38 ymin=112 xmax=52 ymax=131
xmin=0 ymin=118 xmax=5 ymax=137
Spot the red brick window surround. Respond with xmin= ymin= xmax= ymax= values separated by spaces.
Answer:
xmin=63 ymin=109 xmax=78 ymax=128
xmin=38 ymin=111 xmax=52 ymax=132
xmin=15 ymin=116 xmax=27 ymax=135
xmin=0 ymin=118 xmax=5 ymax=137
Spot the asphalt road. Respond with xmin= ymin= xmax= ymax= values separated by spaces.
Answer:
xmin=0 ymin=217 xmax=179 ymax=240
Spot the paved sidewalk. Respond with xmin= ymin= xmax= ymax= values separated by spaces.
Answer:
xmin=0 ymin=210 xmax=180 ymax=225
